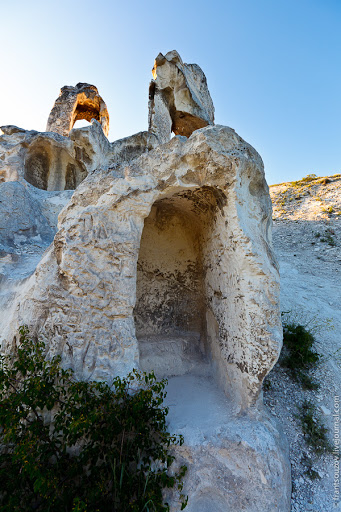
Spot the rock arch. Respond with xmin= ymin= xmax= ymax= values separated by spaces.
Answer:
xmin=46 ymin=83 xmax=109 ymax=138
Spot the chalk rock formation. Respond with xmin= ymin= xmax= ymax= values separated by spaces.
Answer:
xmin=0 ymin=121 xmax=158 ymax=192
xmin=0 ymin=125 xmax=87 ymax=191
xmin=46 ymin=83 xmax=109 ymax=137
xmin=165 ymin=375 xmax=290 ymax=512
xmin=148 ymin=50 xmax=214 ymax=143
xmin=0 ymin=51 xmax=291 ymax=511
xmin=0 ymin=181 xmax=54 ymax=251
xmin=2 ymin=126 xmax=281 ymax=409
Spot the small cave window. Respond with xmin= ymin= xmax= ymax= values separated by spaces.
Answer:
xmin=71 ymin=102 xmax=101 ymax=131
xmin=72 ymin=119 xmax=92 ymax=130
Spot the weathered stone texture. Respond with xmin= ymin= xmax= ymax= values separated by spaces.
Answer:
xmin=1 ymin=126 xmax=281 ymax=411
xmin=0 ymin=52 xmax=291 ymax=511
xmin=165 ymin=375 xmax=291 ymax=511
xmin=0 ymin=181 xmax=54 ymax=251
xmin=170 ymin=413 xmax=291 ymax=512
xmin=0 ymin=121 xmax=159 ymax=192
xmin=148 ymin=50 xmax=215 ymax=142
xmin=0 ymin=126 xmax=87 ymax=191
xmin=46 ymin=83 xmax=109 ymax=137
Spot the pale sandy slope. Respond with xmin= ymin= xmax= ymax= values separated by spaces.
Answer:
xmin=265 ymin=175 xmax=341 ymax=512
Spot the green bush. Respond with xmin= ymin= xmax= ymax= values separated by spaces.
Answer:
xmin=280 ymin=322 xmax=320 ymax=389
xmin=0 ymin=327 xmax=187 ymax=511
xmin=296 ymin=400 xmax=332 ymax=455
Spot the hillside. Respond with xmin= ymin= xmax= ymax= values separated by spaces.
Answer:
xmin=265 ymin=175 xmax=341 ymax=512
xmin=271 ymin=174 xmax=341 ymax=221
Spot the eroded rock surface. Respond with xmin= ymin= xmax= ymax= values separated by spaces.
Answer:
xmin=0 ymin=121 xmax=158 ymax=192
xmin=0 ymin=51 xmax=291 ymax=511
xmin=0 ymin=181 xmax=54 ymax=250
xmin=165 ymin=375 xmax=290 ymax=512
xmin=46 ymin=83 xmax=109 ymax=137
xmin=0 ymin=125 xmax=87 ymax=191
xmin=148 ymin=50 xmax=215 ymax=143
xmin=1 ymin=125 xmax=281 ymax=411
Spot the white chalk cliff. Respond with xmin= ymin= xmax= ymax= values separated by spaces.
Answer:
xmin=0 ymin=50 xmax=291 ymax=511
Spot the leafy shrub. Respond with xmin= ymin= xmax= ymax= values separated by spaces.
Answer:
xmin=280 ymin=322 xmax=320 ymax=389
xmin=0 ymin=327 xmax=187 ymax=511
xmin=296 ymin=400 xmax=332 ymax=455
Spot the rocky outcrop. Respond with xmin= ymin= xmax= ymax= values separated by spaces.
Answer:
xmin=46 ymin=83 xmax=109 ymax=137
xmin=0 ymin=125 xmax=88 ymax=191
xmin=270 ymin=173 xmax=341 ymax=220
xmin=0 ymin=121 xmax=158 ymax=192
xmin=148 ymin=50 xmax=214 ymax=143
xmin=0 ymin=51 xmax=291 ymax=511
xmin=1 ymin=125 xmax=281 ymax=411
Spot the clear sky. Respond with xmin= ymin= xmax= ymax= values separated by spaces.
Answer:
xmin=1 ymin=0 xmax=340 ymax=184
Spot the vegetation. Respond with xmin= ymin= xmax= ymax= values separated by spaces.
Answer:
xmin=320 ymin=228 xmax=336 ymax=246
xmin=280 ymin=320 xmax=320 ymax=390
xmin=270 ymin=173 xmax=341 ymax=218
xmin=0 ymin=327 xmax=187 ymax=512
xmin=300 ymin=454 xmax=320 ymax=480
xmin=290 ymin=173 xmax=318 ymax=186
xmin=296 ymin=400 xmax=332 ymax=455
xmin=279 ymin=314 xmax=332 ymax=459
xmin=321 ymin=205 xmax=334 ymax=215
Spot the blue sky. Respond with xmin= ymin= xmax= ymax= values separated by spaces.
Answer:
xmin=1 ymin=0 xmax=340 ymax=184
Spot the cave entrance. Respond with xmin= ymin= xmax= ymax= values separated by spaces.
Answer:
xmin=134 ymin=186 xmax=225 ymax=378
